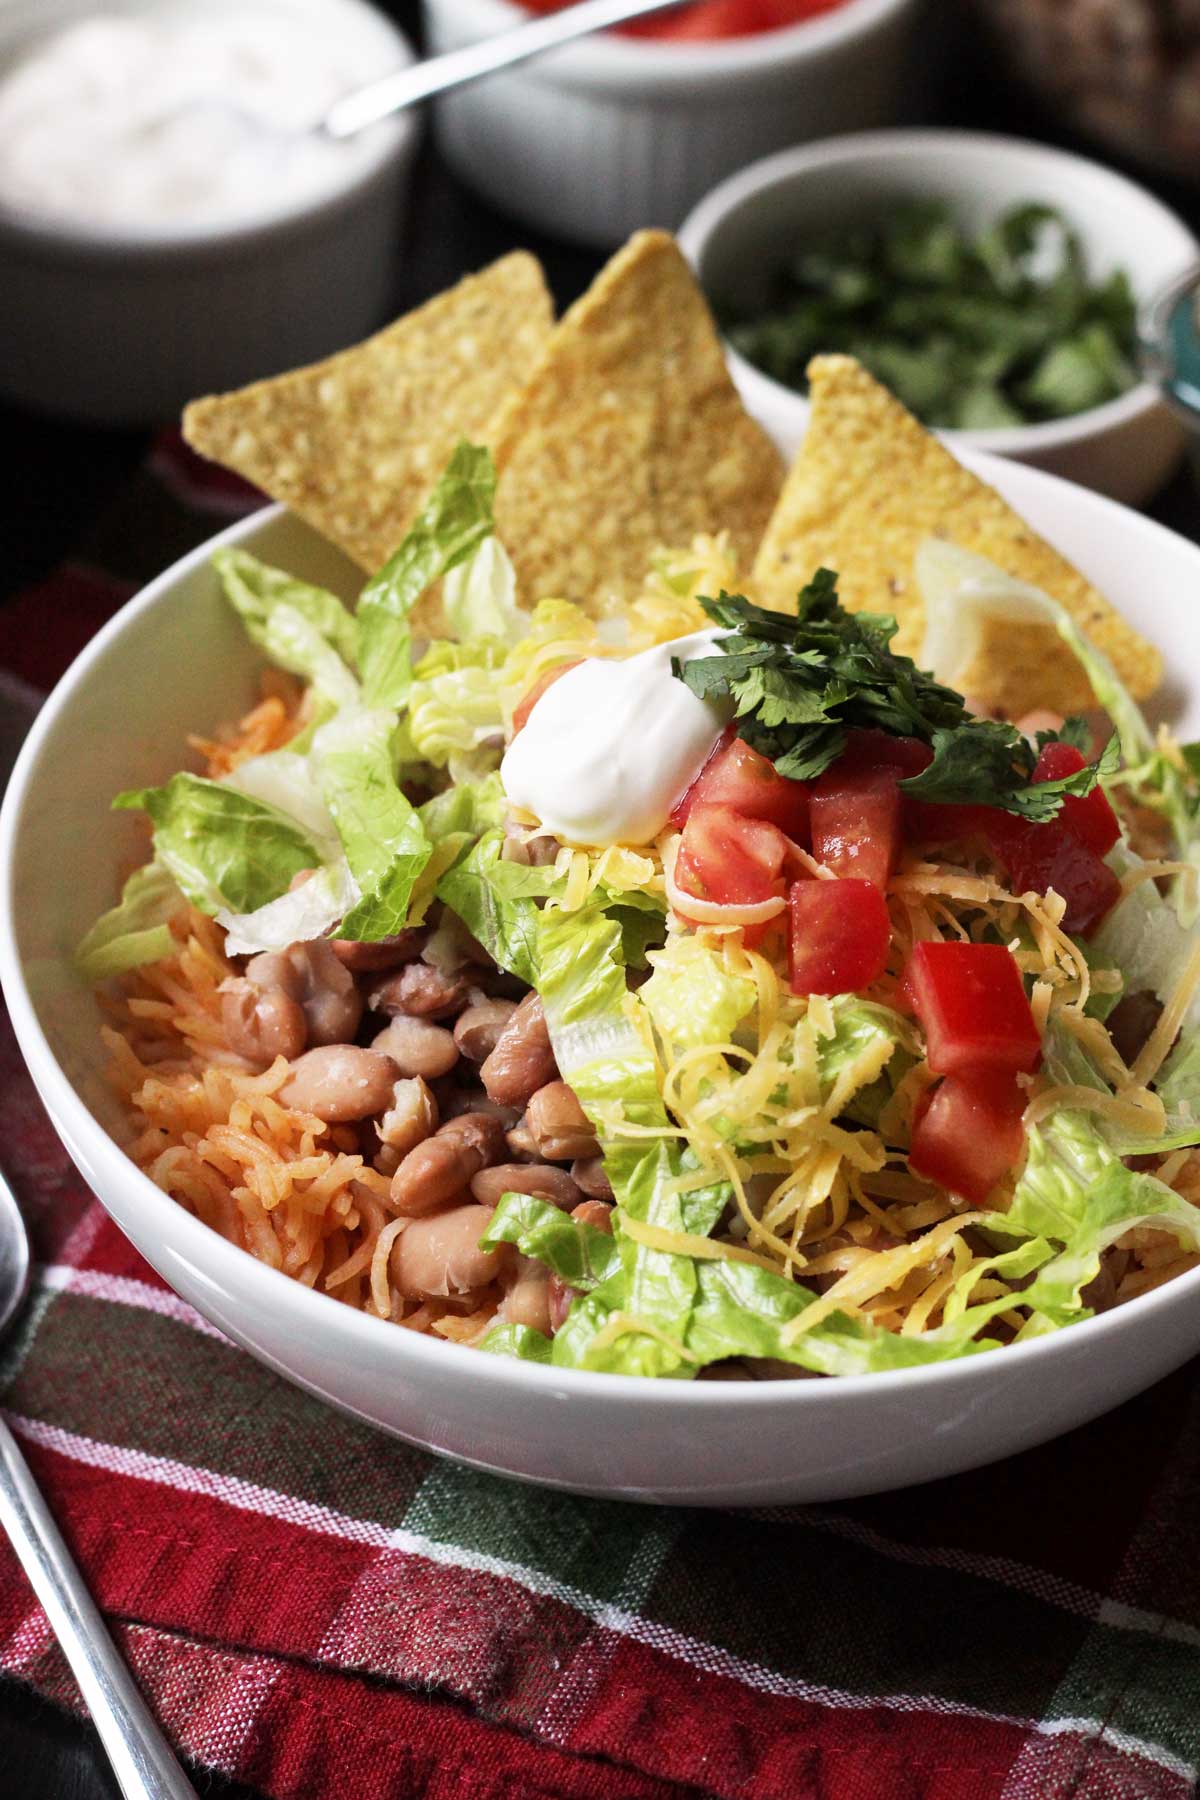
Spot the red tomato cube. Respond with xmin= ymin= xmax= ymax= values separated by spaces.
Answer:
xmin=838 ymin=729 xmax=933 ymax=778
xmin=670 ymin=729 xmax=810 ymax=841
xmin=1031 ymin=740 xmax=1121 ymax=857
xmin=511 ymin=660 xmax=581 ymax=736
xmin=985 ymin=812 xmax=1121 ymax=937
xmin=787 ymin=878 xmax=891 ymax=996
xmin=675 ymin=804 xmax=787 ymax=909
xmin=909 ymin=1069 xmax=1028 ymax=1204
xmin=810 ymin=765 xmax=902 ymax=889
xmin=903 ymin=941 xmax=1041 ymax=1076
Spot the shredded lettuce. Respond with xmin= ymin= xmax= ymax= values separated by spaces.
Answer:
xmin=74 ymin=862 xmax=184 ymax=980
xmin=213 ymin=549 xmax=359 ymax=708
xmin=112 ymin=773 xmax=320 ymax=916
xmin=218 ymin=858 xmax=357 ymax=959
xmin=480 ymin=1192 xmax=622 ymax=1289
xmin=312 ymin=708 xmax=431 ymax=942
xmin=356 ymin=443 xmax=497 ymax=710
xmin=436 ymin=829 xmax=542 ymax=985
xmin=639 ymin=936 xmax=756 ymax=1058
xmin=442 ymin=534 xmax=527 ymax=646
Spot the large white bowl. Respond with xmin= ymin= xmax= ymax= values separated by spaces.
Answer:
xmin=421 ymin=0 xmax=920 ymax=249
xmin=3 ymin=451 xmax=1200 ymax=1506
xmin=678 ymin=130 xmax=1200 ymax=507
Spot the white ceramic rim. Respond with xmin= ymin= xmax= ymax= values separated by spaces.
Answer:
xmin=0 ymin=0 xmax=416 ymax=256
xmin=5 ymin=465 xmax=1200 ymax=1412
xmin=425 ymin=0 xmax=915 ymax=82
xmin=677 ymin=128 xmax=1200 ymax=458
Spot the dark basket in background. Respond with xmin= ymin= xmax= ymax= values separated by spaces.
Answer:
xmin=975 ymin=0 xmax=1200 ymax=181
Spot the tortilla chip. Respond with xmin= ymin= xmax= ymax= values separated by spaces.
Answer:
xmin=490 ymin=230 xmax=784 ymax=612
xmin=752 ymin=354 xmax=1162 ymax=715
xmin=182 ymin=253 xmax=554 ymax=576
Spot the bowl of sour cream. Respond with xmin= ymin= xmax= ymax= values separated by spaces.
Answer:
xmin=0 ymin=0 xmax=417 ymax=424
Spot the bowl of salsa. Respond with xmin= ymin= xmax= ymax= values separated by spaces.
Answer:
xmin=419 ymin=0 xmax=920 ymax=247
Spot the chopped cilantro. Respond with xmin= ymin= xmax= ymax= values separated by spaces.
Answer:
xmin=675 ymin=570 xmax=1117 ymax=819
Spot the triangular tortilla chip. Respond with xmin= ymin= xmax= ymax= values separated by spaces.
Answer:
xmin=182 ymin=253 xmax=554 ymax=575
xmin=490 ymin=230 xmax=784 ymax=612
xmin=752 ymin=354 xmax=1162 ymax=715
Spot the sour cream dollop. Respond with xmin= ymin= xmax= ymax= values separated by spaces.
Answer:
xmin=0 ymin=12 xmax=378 ymax=231
xmin=500 ymin=631 xmax=730 ymax=848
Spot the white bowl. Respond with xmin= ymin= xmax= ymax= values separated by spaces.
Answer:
xmin=0 ymin=0 xmax=417 ymax=426
xmin=420 ymin=0 xmax=920 ymax=249
xmin=678 ymin=129 xmax=1200 ymax=507
xmin=5 ymin=444 xmax=1200 ymax=1506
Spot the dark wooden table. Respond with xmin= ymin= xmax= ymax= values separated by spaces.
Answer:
xmin=3 ymin=6 xmax=1200 ymax=1796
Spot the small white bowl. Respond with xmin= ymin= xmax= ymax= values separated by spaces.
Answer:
xmin=0 ymin=0 xmax=418 ymax=426
xmin=678 ymin=129 xmax=1200 ymax=507
xmin=5 ymin=439 xmax=1200 ymax=1504
xmin=420 ymin=0 xmax=921 ymax=248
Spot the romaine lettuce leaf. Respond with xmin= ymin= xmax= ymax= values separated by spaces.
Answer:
xmin=479 ymin=1192 xmax=621 ymax=1289
xmin=74 ymin=862 xmax=184 ymax=980
xmin=639 ymin=936 xmax=756 ymax=1057
xmin=357 ymin=443 xmax=497 ymax=710
xmin=312 ymin=708 xmax=431 ymax=942
xmin=1041 ymin=1013 xmax=1200 ymax=1156
xmin=113 ymin=773 xmax=320 ymax=916
xmin=218 ymin=858 xmax=358 ymax=959
xmin=442 ymin=534 xmax=527 ymax=646
xmin=418 ymin=772 xmax=507 ymax=846
xmin=213 ymin=549 xmax=359 ymax=708
xmin=435 ymin=829 xmax=542 ymax=984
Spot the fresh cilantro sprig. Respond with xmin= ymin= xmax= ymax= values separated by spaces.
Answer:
xmin=675 ymin=570 xmax=1117 ymax=819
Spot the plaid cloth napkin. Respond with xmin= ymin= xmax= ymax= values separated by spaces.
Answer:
xmin=1 ymin=437 xmax=1200 ymax=1800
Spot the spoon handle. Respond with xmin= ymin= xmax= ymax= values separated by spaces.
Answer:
xmin=0 ymin=1419 xmax=197 ymax=1799
xmin=323 ymin=0 xmax=690 ymax=138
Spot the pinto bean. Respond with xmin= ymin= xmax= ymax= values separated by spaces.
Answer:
xmin=245 ymin=940 xmax=362 ymax=1047
xmin=497 ymin=1256 xmax=552 ymax=1334
xmin=329 ymin=927 xmax=426 ymax=973
xmin=219 ymin=978 xmax=306 ymax=1064
xmin=378 ymin=1077 xmax=439 ymax=1157
xmin=277 ymin=1046 xmax=398 ymax=1122
xmin=436 ymin=1086 xmax=522 ymax=1129
xmin=571 ymin=1157 xmax=613 ymax=1201
xmin=525 ymin=1081 xmax=598 ymax=1162
xmin=470 ymin=1162 xmax=583 ymax=1210
xmin=390 ymin=1111 xmax=507 ymax=1216
xmin=371 ymin=1016 xmax=459 ymax=1081
xmin=570 ymin=1199 xmax=614 ymax=1233
xmin=368 ymin=961 xmax=472 ymax=1020
xmin=480 ymin=992 xmax=557 ymax=1106
xmin=454 ymin=1000 xmax=518 ymax=1062
xmin=505 ymin=1117 xmax=540 ymax=1160
xmin=548 ymin=1276 xmax=574 ymax=1334
xmin=390 ymin=1205 xmax=512 ymax=1300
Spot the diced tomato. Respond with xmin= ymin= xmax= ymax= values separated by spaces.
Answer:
xmin=787 ymin=878 xmax=891 ymax=996
xmin=909 ymin=1069 xmax=1028 ymax=1204
xmin=904 ymin=798 xmax=995 ymax=848
xmin=902 ymin=941 xmax=1041 ymax=1077
xmin=511 ymin=660 xmax=581 ymax=736
xmin=1031 ymin=740 xmax=1121 ymax=857
xmin=675 ymin=802 xmax=788 ymax=938
xmin=810 ymin=764 xmax=902 ymax=889
xmin=985 ymin=812 xmax=1121 ymax=937
xmin=670 ymin=728 xmax=810 ymax=841
xmin=838 ymin=729 xmax=933 ymax=778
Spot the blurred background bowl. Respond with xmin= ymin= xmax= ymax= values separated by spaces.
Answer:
xmin=420 ymin=0 xmax=921 ymax=249
xmin=0 ymin=0 xmax=417 ymax=427
xmin=974 ymin=0 xmax=1200 ymax=186
xmin=678 ymin=128 xmax=1200 ymax=504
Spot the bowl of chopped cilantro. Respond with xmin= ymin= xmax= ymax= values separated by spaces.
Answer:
xmin=679 ymin=129 xmax=1198 ymax=506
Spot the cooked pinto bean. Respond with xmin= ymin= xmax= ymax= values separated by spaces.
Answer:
xmin=390 ymin=1111 xmax=507 ymax=1216
xmin=1108 ymin=989 xmax=1164 ymax=1068
xmin=548 ymin=1277 xmax=574 ymax=1334
xmin=368 ymin=961 xmax=472 ymax=1020
xmin=525 ymin=1081 xmax=598 ymax=1162
xmin=329 ymin=927 xmax=425 ymax=973
xmin=497 ymin=1257 xmax=552 ymax=1334
xmin=696 ymin=1362 xmax=754 ymax=1382
xmin=378 ymin=1077 xmax=439 ymax=1157
xmin=390 ymin=1205 xmax=512 ymax=1300
xmin=571 ymin=1157 xmax=613 ymax=1201
xmin=470 ymin=1162 xmax=583 ymax=1210
xmin=245 ymin=940 xmax=362 ymax=1046
xmin=454 ymin=999 xmax=518 ymax=1062
xmin=436 ymin=1086 xmax=522 ymax=1128
xmin=570 ymin=1199 xmax=614 ymax=1233
xmin=277 ymin=1046 xmax=398 ymax=1122
xmin=480 ymin=992 xmax=557 ymax=1106
xmin=219 ymin=978 xmax=306 ymax=1064
xmin=505 ymin=1117 xmax=539 ymax=1160
xmin=371 ymin=1016 xmax=459 ymax=1081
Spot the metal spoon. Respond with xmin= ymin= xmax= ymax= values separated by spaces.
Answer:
xmin=322 ymin=0 xmax=690 ymax=139
xmin=0 ymin=1172 xmax=197 ymax=1798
